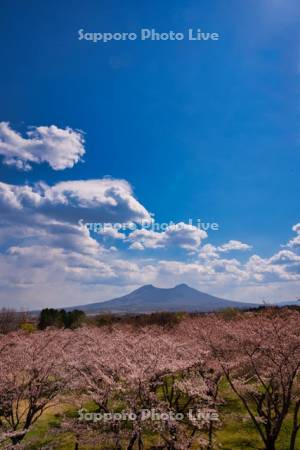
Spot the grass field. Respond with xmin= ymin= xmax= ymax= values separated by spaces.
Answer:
xmin=21 ymin=382 xmax=300 ymax=450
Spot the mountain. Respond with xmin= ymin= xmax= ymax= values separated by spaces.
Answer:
xmin=66 ymin=284 xmax=258 ymax=314
xmin=277 ymin=300 xmax=300 ymax=307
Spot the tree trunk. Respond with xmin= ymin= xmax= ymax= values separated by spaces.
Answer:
xmin=289 ymin=401 xmax=300 ymax=450
xmin=11 ymin=434 xmax=26 ymax=446
xmin=127 ymin=432 xmax=138 ymax=450
xmin=207 ymin=422 xmax=213 ymax=450
xmin=138 ymin=434 xmax=144 ymax=450
xmin=264 ymin=442 xmax=276 ymax=450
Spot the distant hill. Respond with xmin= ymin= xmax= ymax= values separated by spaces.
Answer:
xmin=65 ymin=284 xmax=259 ymax=314
xmin=276 ymin=300 xmax=300 ymax=307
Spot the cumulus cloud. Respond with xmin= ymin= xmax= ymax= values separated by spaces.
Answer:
xmin=0 ymin=242 xmax=158 ymax=307
xmin=154 ymin=258 xmax=247 ymax=289
xmin=0 ymin=175 xmax=155 ymax=307
xmin=127 ymin=222 xmax=207 ymax=251
xmin=287 ymin=223 xmax=300 ymax=248
xmin=293 ymin=223 xmax=300 ymax=233
xmin=157 ymin=248 xmax=300 ymax=292
xmin=97 ymin=227 xmax=126 ymax=240
xmin=218 ymin=240 xmax=252 ymax=252
xmin=269 ymin=250 xmax=300 ymax=265
xmin=198 ymin=244 xmax=220 ymax=260
xmin=196 ymin=237 xmax=300 ymax=288
xmin=0 ymin=122 xmax=85 ymax=170
xmin=244 ymin=250 xmax=300 ymax=283
xmin=198 ymin=240 xmax=252 ymax=260
xmin=0 ymin=179 xmax=150 ymax=224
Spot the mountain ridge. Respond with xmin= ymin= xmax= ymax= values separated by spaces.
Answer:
xmin=64 ymin=284 xmax=259 ymax=314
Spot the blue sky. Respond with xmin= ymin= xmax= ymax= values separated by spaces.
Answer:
xmin=0 ymin=0 xmax=300 ymax=308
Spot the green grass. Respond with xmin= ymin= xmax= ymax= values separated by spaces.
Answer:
xmin=12 ymin=387 xmax=300 ymax=450
xmin=24 ymin=404 xmax=76 ymax=450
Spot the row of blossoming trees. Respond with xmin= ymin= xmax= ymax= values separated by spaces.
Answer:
xmin=0 ymin=308 xmax=300 ymax=450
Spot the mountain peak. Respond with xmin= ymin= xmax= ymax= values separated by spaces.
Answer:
xmin=174 ymin=283 xmax=190 ymax=289
xmin=135 ymin=284 xmax=155 ymax=291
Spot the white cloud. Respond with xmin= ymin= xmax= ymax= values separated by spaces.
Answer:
xmin=127 ymin=222 xmax=207 ymax=251
xmin=287 ymin=223 xmax=300 ymax=248
xmin=0 ymin=122 xmax=85 ymax=170
xmin=269 ymin=250 xmax=300 ymax=265
xmin=129 ymin=241 xmax=145 ymax=251
xmin=0 ymin=178 xmax=150 ymax=224
xmin=292 ymin=223 xmax=300 ymax=233
xmin=245 ymin=253 xmax=300 ymax=283
xmin=198 ymin=244 xmax=220 ymax=260
xmin=198 ymin=240 xmax=252 ymax=260
xmin=97 ymin=227 xmax=126 ymax=240
xmin=158 ymin=240 xmax=300 ymax=294
xmin=218 ymin=240 xmax=252 ymax=252
xmin=0 ymin=176 xmax=156 ymax=308
xmin=0 ymin=243 xmax=158 ymax=308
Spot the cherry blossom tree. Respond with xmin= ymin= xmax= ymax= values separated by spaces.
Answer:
xmin=62 ymin=325 xmax=129 ymax=449
xmin=116 ymin=326 xmax=200 ymax=450
xmin=289 ymin=375 xmax=300 ymax=450
xmin=0 ymin=330 xmax=69 ymax=447
xmin=172 ymin=317 xmax=224 ymax=450
xmin=204 ymin=309 xmax=300 ymax=450
xmin=62 ymin=325 xmax=198 ymax=449
xmin=63 ymin=324 xmax=221 ymax=450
